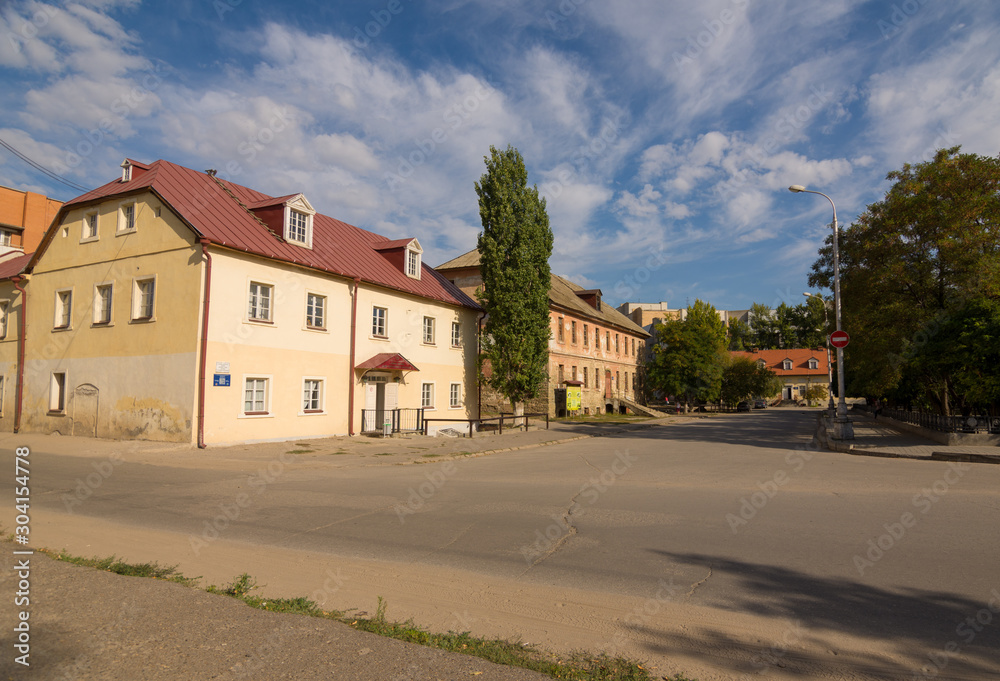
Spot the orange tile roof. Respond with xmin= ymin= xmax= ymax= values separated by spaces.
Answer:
xmin=731 ymin=348 xmax=828 ymax=376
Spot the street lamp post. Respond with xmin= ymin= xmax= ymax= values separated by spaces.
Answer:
xmin=803 ymin=292 xmax=835 ymax=419
xmin=789 ymin=185 xmax=854 ymax=440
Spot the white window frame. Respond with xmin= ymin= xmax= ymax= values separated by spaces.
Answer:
xmin=0 ymin=230 xmax=12 ymax=247
xmin=50 ymin=371 xmax=67 ymax=413
xmin=248 ymin=280 xmax=273 ymax=323
xmin=116 ymin=200 xmax=137 ymax=234
xmin=451 ymin=321 xmax=461 ymax=348
xmin=808 ymin=358 xmax=819 ymax=370
xmin=422 ymin=316 xmax=435 ymax=345
xmin=421 ymin=382 xmax=435 ymax=409
xmin=131 ymin=276 xmax=156 ymax=322
xmin=0 ymin=300 xmax=8 ymax=339
xmin=241 ymin=375 xmax=272 ymax=417
xmin=406 ymin=247 xmax=421 ymax=279
xmin=305 ymin=292 xmax=326 ymax=330
xmin=283 ymin=199 xmax=315 ymax=248
xmin=782 ymin=359 xmax=793 ymax=371
xmin=53 ymin=288 xmax=73 ymax=330
xmin=301 ymin=376 xmax=325 ymax=415
xmin=93 ymin=283 xmax=113 ymax=326
xmin=372 ymin=306 xmax=387 ymax=338
xmin=449 ymin=382 xmax=463 ymax=409
xmin=82 ymin=211 xmax=99 ymax=242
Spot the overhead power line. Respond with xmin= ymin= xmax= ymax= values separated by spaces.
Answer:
xmin=0 ymin=137 xmax=90 ymax=193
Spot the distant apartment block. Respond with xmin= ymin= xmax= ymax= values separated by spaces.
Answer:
xmin=0 ymin=185 xmax=62 ymax=257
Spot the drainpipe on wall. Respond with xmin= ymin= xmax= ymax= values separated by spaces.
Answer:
xmin=197 ymin=239 xmax=213 ymax=449
xmin=11 ymin=275 xmax=27 ymax=434
xmin=348 ymin=277 xmax=361 ymax=436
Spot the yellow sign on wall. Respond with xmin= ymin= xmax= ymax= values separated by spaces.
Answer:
xmin=567 ymin=386 xmax=581 ymax=411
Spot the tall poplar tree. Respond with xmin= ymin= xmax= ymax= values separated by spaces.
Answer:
xmin=476 ymin=145 xmax=553 ymax=416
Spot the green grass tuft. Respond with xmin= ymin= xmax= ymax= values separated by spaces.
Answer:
xmin=46 ymin=550 xmax=198 ymax=586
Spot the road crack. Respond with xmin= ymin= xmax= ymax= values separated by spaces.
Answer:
xmin=686 ymin=566 xmax=713 ymax=598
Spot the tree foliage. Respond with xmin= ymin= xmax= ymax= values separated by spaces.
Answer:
xmin=720 ymin=356 xmax=782 ymax=405
xmin=476 ymin=145 xmax=554 ymax=411
xmin=809 ymin=147 xmax=1000 ymax=413
xmin=648 ymin=300 xmax=728 ymax=408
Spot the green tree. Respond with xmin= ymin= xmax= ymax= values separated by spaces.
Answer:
xmin=727 ymin=317 xmax=752 ymax=351
xmin=748 ymin=303 xmax=779 ymax=349
xmin=648 ymin=300 xmax=728 ymax=410
xmin=476 ymin=145 xmax=554 ymax=416
xmin=809 ymin=147 xmax=1000 ymax=413
xmin=720 ymin=356 xmax=782 ymax=405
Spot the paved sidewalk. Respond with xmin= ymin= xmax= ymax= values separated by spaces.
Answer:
xmin=819 ymin=411 xmax=1000 ymax=464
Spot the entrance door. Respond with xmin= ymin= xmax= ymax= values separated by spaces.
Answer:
xmin=604 ymin=370 xmax=612 ymax=399
xmin=72 ymin=384 xmax=99 ymax=437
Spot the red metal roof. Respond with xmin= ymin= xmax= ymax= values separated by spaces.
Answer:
xmin=731 ymin=348 xmax=828 ymax=376
xmin=45 ymin=160 xmax=480 ymax=311
xmin=356 ymin=353 xmax=419 ymax=371
xmin=0 ymin=252 xmax=33 ymax=280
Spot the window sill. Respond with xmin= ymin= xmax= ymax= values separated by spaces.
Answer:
xmin=305 ymin=325 xmax=327 ymax=333
xmin=448 ymin=405 xmax=464 ymax=410
xmin=246 ymin=318 xmax=273 ymax=325
xmin=115 ymin=229 xmax=137 ymax=237
xmin=52 ymin=326 xmax=72 ymax=333
xmin=80 ymin=236 xmax=99 ymax=244
xmin=300 ymin=409 xmax=325 ymax=416
xmin=129 ymin=317 xmax=155 ymax=324
xmin=239 ymin=412 xmax=273 ymax=419
xmin=47 ymin=410 xmax=66 ymax=417
xmin=370 ymin=335 xmax=389 ymax=341
xmin=91 ymin=321 xmax=113 ymax=328
xmin=450 ymin=344 xmax=462 ymax=350
xmin=422 ymin=342 xmax=436 ymax=347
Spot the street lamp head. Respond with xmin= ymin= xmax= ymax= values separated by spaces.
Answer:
xmin=788 ymin=185 xmax=806 ymax=193
xmin=802 ymin=292 xmax=814 ymax=298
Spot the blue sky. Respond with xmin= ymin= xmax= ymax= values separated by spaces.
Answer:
xmin=2 ymin=0 xmax=999 ymax=311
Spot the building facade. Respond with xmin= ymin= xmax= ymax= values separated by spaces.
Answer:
xmin=731 ymin=348 xmax=830 ymax=402
xmin=4 ymin=158 xmax=480 ymax=445
xmin=437 ymin=249 xmax=649 ymax=416
xmin=0 ymin=185 xmax=62 ymax=258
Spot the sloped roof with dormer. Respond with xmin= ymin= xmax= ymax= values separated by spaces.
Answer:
xmin=731 ymin=348 xmax=828 ymax=376
xmin=30 ymin=159 xmax=479 ymax=311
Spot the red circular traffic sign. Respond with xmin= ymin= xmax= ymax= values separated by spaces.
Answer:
xmin=830 ymin=331 xmax=850 ymax=348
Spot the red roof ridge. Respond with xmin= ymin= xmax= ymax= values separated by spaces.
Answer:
xmin=373 ymin=237 xmax=417 ymax=251
xmin=205 ymin=172 xmax=285 ymax=243
xmin=246 ymin=193 xmax=301 ymax=209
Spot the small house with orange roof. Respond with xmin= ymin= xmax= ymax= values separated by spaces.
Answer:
xmin=730 ymin=348 xmax=830 ymax=402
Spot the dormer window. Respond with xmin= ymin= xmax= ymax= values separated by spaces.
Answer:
xmin=288 ymin=210 xmax=308 ymax=243
xmin=808 ymin=358 xmax=819 ymax=370
xmin=281 ymin=195 xmax=315 ymax=248
xmin=407 ymin=249 xmax=420 ymax=277
xmin=757 ymin=359 xmax=766 ymax=368
xmin=121 ymin=160 xmax=132 ymax=182
xmin=782 ymin=359 xmax=793 ymax=371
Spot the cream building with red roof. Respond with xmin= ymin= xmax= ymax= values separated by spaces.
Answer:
xmin=4 ymin=158 xmax=480 ymax=445
xmin=731 ymin=348 xmax=830 ymax=402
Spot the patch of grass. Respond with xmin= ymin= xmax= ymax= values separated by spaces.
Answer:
xmin=421 ymin=453 xmax=442 ymax=458
xmin=286 ymin=448 xmax=313 ymax=455
xmin=206 ymin=573 xmax=329 ymax=616
xmin=374 ymin=452 xmax=394 ymax=456
xmin=328 ymin=450 xmax=350 ymax=456
xmin=44 ymin=550 xmax=198 ymax=586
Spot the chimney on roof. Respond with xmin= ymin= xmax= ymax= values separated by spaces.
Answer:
xmin=205 ymin=169 xmax=217 ymax=177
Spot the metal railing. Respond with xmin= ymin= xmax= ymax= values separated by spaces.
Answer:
xmin=423 ymin=412 xmax=549 ymax=437
xmin=870 ymin=406 xmax=1000 ymax=434
xmin=360 ymin=408 xmax=425 ymax=435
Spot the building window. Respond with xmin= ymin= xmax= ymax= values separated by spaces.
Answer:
xmin=595 ymin=368 xmax=600 ymax=390
xmin=54 ymin=290 xmax=72 ymax=329
xmin=243 ymin=377 xmax=269 ymax=415
xmin=306 ymin=293 xmax=326 ymax=329
xmin=571 ymin=321 xmax=577 ymax=344
xmin=583 ymin=367 xmax=588 ymax=388
xmin=302 ymin=378 xmax=323 ymax=413
xmin=632 ymin=338 xmax=636 ymax=356
xmin=783 ymin=359 xmax=793 ymax=371
xmin=94 ymin=285 xmax=113 ymax=325
xmin=372 ymin=306 xmax=387 ymax=337
xmin=50 ymin=372 xmax=66 ymax=413
xmin=571 ymin=366 xmax=577 ymax=382
xmin=583 ymin=324 xmax=589 ymax=347
xmin=82 ymin=212 xmax=98 ymax=241
xmin=606 ymin=331 xmax=610 ymax=350
xmin=595 ymin=327 xmax=600 ymax=348
xmin=558 ymin=317 xmax=565 ymax=342
xmin=0 ymin=230 xmax=12 ymax=247
xmin=406 ymin=249 xmax=421 ymax=278
xmin=449 ymin=383 xmax=462 ymax=408
xmin=0 ymin=301 xmax=7 ymax=339
xmin=288 ymin=209 xmax=309 ymax=244
xmin=117 ymin=202 xmax=136 ymax=233
xmin=616 ymin=371 xmax=620 ymax=389
xmin=421 ymin=382 xmax=434 ymax=409
xmin=615 ymin=334 xmax=620 ymax=354
xmin=248 ymin=282 xmax=272 ymax=322
xmin=625 ymin=372 xmax=629 ymax=391
xmin=558 ymin=364 xmax=564 ymax=383
xmin=451 ymin=321 xmax=461 ymax=347
xmin=423 ymin=316 xmax=435 ymax=345
xmin=808 ymin=358 xmax=819 ymax=370
xmin=133 ymin=278 xmax=155 ymax=321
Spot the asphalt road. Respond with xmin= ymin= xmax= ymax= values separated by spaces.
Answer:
xmin=8 ymin=409 xmax=1000 ymax=680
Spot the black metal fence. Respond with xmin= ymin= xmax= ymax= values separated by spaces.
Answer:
xmin=361 ymin=408 xmax=425 ymax=435
xmin=423 ymin=412 xmax=549 ymax=437
xmin=872 ymin=406 xmax=1000 ymax=434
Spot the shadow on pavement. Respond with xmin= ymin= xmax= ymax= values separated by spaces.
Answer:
xmin=639 ymin=550 xmax=999 ymax=680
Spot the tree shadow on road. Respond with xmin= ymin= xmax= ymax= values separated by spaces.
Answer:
xmin=636 ymin=550 xmax=999 ymax=680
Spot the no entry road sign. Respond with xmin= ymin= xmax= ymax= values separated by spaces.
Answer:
xmin=830 ymin=331 xmax=850 ymax=348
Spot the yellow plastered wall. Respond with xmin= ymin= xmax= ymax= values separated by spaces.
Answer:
xmin=0 ymin=280 xmax=23 ymax=432
xmin=21 ymin=192 xmax=203 ymax=440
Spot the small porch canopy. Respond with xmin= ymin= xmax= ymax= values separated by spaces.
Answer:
xmin=356 ymin=353 xmax=419 ymax=372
